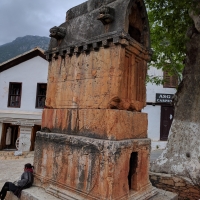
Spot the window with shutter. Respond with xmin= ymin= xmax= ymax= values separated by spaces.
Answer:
xmin=8 ymin=82 xmax=22 ymax=108
xmin=163 ymin=71 xmax=178 ymax=88
xmin=35 ymin=83 xmax=47 ymax=108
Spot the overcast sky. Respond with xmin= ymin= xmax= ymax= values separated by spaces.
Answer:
xmin=0 ymin=0 xmax=86 ymax=45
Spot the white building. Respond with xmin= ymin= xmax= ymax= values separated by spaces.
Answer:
xmin=0 ymin=47 xmax=48 ymax=151
xmin=143 ymin=67 xmax=177 ymax=150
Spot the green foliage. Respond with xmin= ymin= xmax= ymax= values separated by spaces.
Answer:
xmin=144 ymin=0 xmax=194 ymax=80
xmin=146 ymin=74 xmax=164 ymax=85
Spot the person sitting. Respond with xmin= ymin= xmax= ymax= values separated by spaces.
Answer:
xmin=0 ymin=163 xmax=34 ymax=200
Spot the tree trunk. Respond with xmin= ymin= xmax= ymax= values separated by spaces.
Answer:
xmin=151 ymin=11 xmax=200 ymax=180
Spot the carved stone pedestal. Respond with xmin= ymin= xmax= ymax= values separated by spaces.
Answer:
xmin=34 ymin=132 xmax=157 ymax=200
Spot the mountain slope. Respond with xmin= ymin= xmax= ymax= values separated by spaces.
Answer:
xmin=0 ymin=35 xmax=50 ymax=63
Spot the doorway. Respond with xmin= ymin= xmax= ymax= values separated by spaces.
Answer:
xmin=128 ymin=152 xmax=138 ymax=190
xmin=30 ymin=125 xmax=41 ymax=151
xmin=1 ymin=123 xmax=19 ymax=150
xmin=160 ymin=106 xmax=174 ymax=141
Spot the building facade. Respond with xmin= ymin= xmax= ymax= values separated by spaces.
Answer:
xmin=143 ymin=66 xmax=177 ymax=150
xmin=0 ymin=47 xmax=48 ymax=151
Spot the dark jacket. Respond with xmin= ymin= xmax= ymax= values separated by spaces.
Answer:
xmin=9 ymin=170 xmax=34 ymax=198
xmin=17 ymin=171 xmax=33 ymax=188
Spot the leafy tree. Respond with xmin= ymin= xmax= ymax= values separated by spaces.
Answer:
xmin=145 ymin=0 xmax=193 ymax=83
xmin=149 ymin=0 xmax=200 ymax=181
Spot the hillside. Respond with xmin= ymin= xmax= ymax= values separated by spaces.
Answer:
xmin=0 ymin=35 xmax=50 ymax=63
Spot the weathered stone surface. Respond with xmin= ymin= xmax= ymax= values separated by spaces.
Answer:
xmin=160 ymin=179 xmax=174 ymax=186
xmin=34 ymin=133 xmax=152 ymax=200
xmin=45 ymin=44 xmax=148 ymax=111
xmin=150 ymin=176 xmax=158 ymax=181
xmin=5 ymin=187 xmax=60 ymax=200
xmin=149 ymin=172 xmax=200 ymax=200
xmin=172 ymin=177 xmax=184 ymax=183
xmin=49 ymin=26 xmax=66 ymax=40
xmin=34 ymin=0 xmax=156 ymax=199
xmin=48 ymin=0 xmax=151 ymax=52
xmin=188 ymin=187 xmax=200 ymax=194
xmin=97 ymin=6 xmax=115 ymax=25
xmin=41 ymin=109 xmax=147 ymax=140
xmin=6 ymin=186 xmax=177 ymax=200
xmin=174 ymin=182 xmax=186 ymax=187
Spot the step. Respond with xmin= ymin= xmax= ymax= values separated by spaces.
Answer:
xmin=0 ymin=151 xmax=34 ymax=160
xmin=5 ymin=186 xmax=178 ymax=200
xmin=5 ymin=186 xmax=60 ymax=200
xmin=150 ymin=189 xmax=178 ymax=200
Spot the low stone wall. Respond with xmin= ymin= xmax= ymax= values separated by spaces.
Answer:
xmin=150 ymin=172 xmax=200 ymax=200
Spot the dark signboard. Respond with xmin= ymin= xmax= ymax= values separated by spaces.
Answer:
xmin=156 ymin=93 xmax=174 ymax=103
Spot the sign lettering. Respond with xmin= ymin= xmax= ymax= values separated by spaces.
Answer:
xmin=156 ymin=93 xmax=174 ymax=103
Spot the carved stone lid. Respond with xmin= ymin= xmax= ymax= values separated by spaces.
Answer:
xmin=47 ymin=0 xmax=151 ymax=58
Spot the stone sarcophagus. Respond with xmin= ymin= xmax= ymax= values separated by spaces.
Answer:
xmin=34 ymin=0 xmax=157 ymax=199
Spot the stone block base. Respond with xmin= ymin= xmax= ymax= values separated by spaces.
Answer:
xmin=45 ymin=183 xmax=158 ymax=200
xmin=41 ymin=108 xmax=147 ymax=140
xmin=34 ymin=132 xmax=152 ymax=200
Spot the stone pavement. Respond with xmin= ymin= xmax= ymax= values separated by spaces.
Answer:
xmin=150 ymin=149 xmax=163 ymax=162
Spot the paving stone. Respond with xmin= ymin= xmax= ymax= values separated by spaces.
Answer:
xmin=150 ymin=189 xmax=178 ymax=200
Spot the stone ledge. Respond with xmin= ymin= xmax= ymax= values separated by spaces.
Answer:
xmin=46 ymin=30 xmax=151 ymax=61
xmin=150 ymin=189 xmax=178 ymax=200
xmin=5 ymin=186 xmax=60 ymax=200
xmin=5 ymin=186 xmax=177 ymax=200
xmin=36 ymin=132 xmax=151 ymax=153
xmin=45 ymin=183 xmax=159 ymax=200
